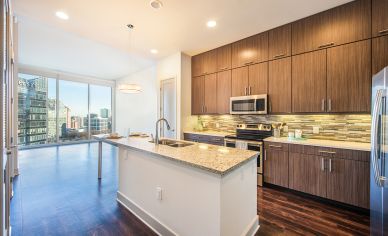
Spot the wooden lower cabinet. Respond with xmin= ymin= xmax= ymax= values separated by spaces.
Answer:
xmin=264 ymin=144 xmax=289 ymax=188
xmin=266 ymin=142 xmax=370 ymax=209
xmin=326 ymin=158 xmax=370 ymax=209
xmin=289 ymin=153 xmax=327 ymax=198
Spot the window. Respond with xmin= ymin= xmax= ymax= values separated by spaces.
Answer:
xmin=17 ymin=72 xmax=113 ymax=147
xmin=89 ymin=85 xmax=112 ymax=135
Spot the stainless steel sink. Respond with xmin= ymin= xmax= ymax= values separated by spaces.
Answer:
xmin=149 ymin=139 xmax=193 ymax=148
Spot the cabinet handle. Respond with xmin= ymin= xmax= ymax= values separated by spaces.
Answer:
xmin=318 ymin=42 xmax=335 ymax=48
xmin=269 ymin=144 xmax=282 ymax=148
xmin=321 ymin=99 xmax=325 ymax=111
xmin=245 ymin=87 xmax=248 ymax=96
xmin=318 ymin=150 xmax=336 ymax=155
xmin=269 ymin=101 xmax=272 ymax=113
xmin=273 ymin=53 xmax=285 ymax=59
xmin=321 ymin=158 xmax=325 ymax=171
xmin=249 ymin=86 xmax=252 ymax=95
xmin=329 ymin=159 xmax=332 ymax=172
xmin=328 ymin=99 xmax=332 ymax=112
xmin=264 ymin=150 xmax=267 ymax=161
xmin=244 ymin=61 xmax=254 ymax=65
xmin=379 ymin=29 xmax=388 ymax=34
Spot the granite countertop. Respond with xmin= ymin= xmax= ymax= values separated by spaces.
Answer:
xmin=93 ymin=135 xmax=257 ymax=176
xmin=183 ymin=130 xmax=234 ymax=137
xmin=264 ymin=137 xmax=371 ymax=152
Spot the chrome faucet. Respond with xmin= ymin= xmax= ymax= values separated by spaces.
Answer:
xmin=154 ymin=118 xmax=171 ymax=144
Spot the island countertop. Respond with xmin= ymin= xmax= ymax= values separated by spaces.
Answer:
xmin=95 ymin=135 xmax=258 ymax=176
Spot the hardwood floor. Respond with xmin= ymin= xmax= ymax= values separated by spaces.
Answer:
xmin=11 ymin=143 xmax=369 ymax=235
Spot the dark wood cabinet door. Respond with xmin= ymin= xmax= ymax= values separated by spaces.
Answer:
xmin=326 ymin=158 xmax=370 ymax=209
xmin=203 ymin=50 xmax=217 ymax=75
xmin=268 ymin=57 xmax=291 ymax=113
xmin=269 ymin=24 xmax=291 ymax=59
xmin=257 ymin=32 xmax=269 ymax=63
xmin=289 ymin=153 xmax=327 ymax=198
xmin=331 ymin=0 xmax=371 ymax=46
xmin=327 ymin=40 xmax=371 ymax=112
xmin=192 ymin=54 xmax=203 ymax=77
xmin=292 ymin=50 xmax=327 ymax=113
xmin=217 ymin=45 xmax=231 ymax=72
xmin=216 ymin=70 xmax=231 ymax=114
xmin=292 ymin=10 xmax=332 ymax=55
xmin=231 ymin=36 xmax=258 ymax=68
xmin=191 ymin=76 xmax=204 ymax=115
xmin=372 ymin=35 xmax=388 ymax=75
xmin=372 ymin=0 xmax=388 ymax=37
xmin=204 ymin=74 xmax=217 ymax=114
xmin=264 ymin=149 xmax=289 ymax=188
xmin=248 ymin=62 xmax=268 ymax=95
xmin=231 ymin=67 xmax=249 ymax=97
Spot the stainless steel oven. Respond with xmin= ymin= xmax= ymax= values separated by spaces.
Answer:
xmin=224 ymin=138 xmax=263 ymax=186
xmin=230 ymin=94 xmax=267 ymax=115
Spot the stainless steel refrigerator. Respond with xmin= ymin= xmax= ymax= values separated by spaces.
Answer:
xmin=371 ymin=66 xmax=388 ymax=235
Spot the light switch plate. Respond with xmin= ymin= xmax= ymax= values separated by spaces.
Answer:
xmin=313 ymin=126 xmax=320 ymax=134
xmin=283 ymin=126 xmax=288 ymax=132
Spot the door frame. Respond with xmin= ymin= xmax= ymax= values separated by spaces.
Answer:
xmin=159 ymin=77 xmax=177 ymax=139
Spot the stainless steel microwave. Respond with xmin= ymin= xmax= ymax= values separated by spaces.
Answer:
xmin=230 ymin=94 xmax=268 ymax=114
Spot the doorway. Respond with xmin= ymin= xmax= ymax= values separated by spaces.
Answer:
xmin=160 ymin=78 xmax=176 ymax=139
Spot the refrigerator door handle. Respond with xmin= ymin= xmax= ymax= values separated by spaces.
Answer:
xmin=371 ymin=89 xmax=386 ymax=187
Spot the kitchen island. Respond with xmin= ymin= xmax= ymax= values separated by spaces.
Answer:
xmin=94 ymin=135 xmax=259 ymax=236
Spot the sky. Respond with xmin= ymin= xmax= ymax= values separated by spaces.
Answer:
xmin=21 ymin=73 xmax=111 ymax=117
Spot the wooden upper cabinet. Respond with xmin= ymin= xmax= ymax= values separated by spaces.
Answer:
xmin=232 ymin=35 xmax=258 ymax=68
xmin=327 ymin=40 xmax=371 ymax=113
xmin=204 ymin=74 xmax=217 ymax=114
xmin=292 ymin=10 xmax=332 ymax=55
xmin=216 ymin=70 xmax=232 ymax=114
xmin=248 ymin=62 xmax=268 ymax=95
xmin=217 ymin=45 xmax=231 ymax=71
xmin=372 ymin=35 xmax=388 ymax=75
xmin=292 ymin=0 xmax=371 ymax=55
xmin=372 ymin=0 xmax=388 ymax=37
xmin=268 ymin=57 xmax=292 ymax=113
xmin=331 ymin=0 xmax=371 ymax=46
xmin=256 ymin=32 xmax=269 ymax=63
xmin=191 ymin=76 xmax=204 ymax=115
xmin=269 ymin=24 xmax=291 ymax=59
xmin=231 ymin=67 xmax=249 ymax=96
xmin=191 ymin=50 xmax=217 ymax=77
xmin=292 ymin=50 xmax=327 ymax=113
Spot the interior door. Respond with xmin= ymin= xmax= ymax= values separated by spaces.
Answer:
xmin=160 ymin=78 xmax=176 ymax=139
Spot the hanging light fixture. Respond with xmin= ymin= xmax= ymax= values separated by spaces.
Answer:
xmin=118 ymin=84 xmax=142 ymax=93
xmin=118 ymin=24 xmax=142 ymax=94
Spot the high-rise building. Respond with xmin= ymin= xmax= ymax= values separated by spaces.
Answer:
xmin=18 ymin=75 xmax=48 ymax=146
xmin=47 ymin=98 xmax=56 ymax=143
xmin=85 ymin=113 xmax=108 ymax=135
xmin=100 ymin=108 xmax=110 ymax=118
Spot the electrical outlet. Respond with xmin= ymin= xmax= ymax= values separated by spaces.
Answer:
xmin=283 ymin=126 xmax=288 ymax=132
xmin=313 ymin=126 xmax=320 ymax=134
xmin=216 ymin=123 xmax=220 ymax=128
xmin=156 ymin=187 xmax=162 ymax=200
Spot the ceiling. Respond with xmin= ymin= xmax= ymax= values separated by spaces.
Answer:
xmin=14 ymin=0 xmax=353 ymax=79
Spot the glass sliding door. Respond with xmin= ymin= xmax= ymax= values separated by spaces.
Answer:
xmin=89 ymin=85 xmax=112 ymax=135
xmin=17 ymin=73 xmax=56 ymax=146
xmin=58 ymin=80 xmax=89 ymax=142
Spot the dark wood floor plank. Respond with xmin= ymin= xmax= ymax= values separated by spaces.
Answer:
xmin=10 ymin=143 xmax=369 ymax=235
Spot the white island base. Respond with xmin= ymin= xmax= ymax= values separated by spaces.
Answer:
xmin=117 ymin=147 xmax=259 ymax=236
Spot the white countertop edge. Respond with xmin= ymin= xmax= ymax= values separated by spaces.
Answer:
xmin=264 ymin=137 xmax=371 ymax=152
xmin=183 ymin=130 xmax=233 ymax=137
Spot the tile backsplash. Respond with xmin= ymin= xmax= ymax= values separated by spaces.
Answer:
xmin=197 ymin=114 xmax=371 ymax=143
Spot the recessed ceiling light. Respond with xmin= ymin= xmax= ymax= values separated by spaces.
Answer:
xmin=55 ymin=11 xmax=69 ymax=20
xmin=207 ymin=20 xmax=217 ymax=28
xmin=150 ymin=0 xmax=163 ymax=9
xmin=150 ymin=49 xmax=158 ymax=54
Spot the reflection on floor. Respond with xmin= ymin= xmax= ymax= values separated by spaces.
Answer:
xmin=11 ymin=143 xmax=369 ymax=235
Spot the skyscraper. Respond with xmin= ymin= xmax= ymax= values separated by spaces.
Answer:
xmin=100 ymin=108 xmax=110 ymax=118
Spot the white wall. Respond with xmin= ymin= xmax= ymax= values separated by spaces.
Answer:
xmin=157 ymin=52 xmax=195 ymax=139
xmin=115 ymin=66 xmax=157 ymax=135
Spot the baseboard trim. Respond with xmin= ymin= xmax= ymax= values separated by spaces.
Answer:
xmin=241 ymin=215 xmax=259 ymax=236
xmin=116 ymin=191 xmax=177 ymax=236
